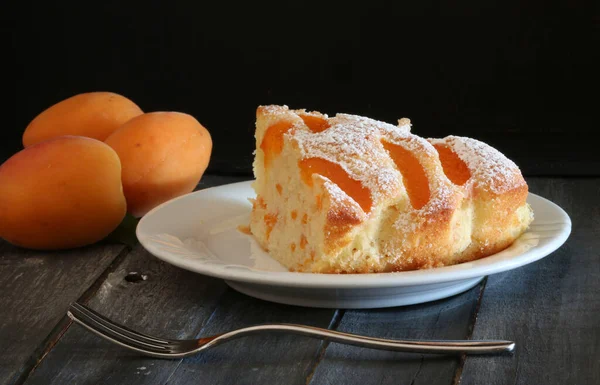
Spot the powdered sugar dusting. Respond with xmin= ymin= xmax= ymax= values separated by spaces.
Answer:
xmin=397 ymin=118 xmax=412 ymax=132
xmin=430 ymin=136 xmax=524 ymax=194
xmin=293 ymin=109 xmax=330 ymax=119
xmin=323 ymin=179 xmax=349 ymax=204
xmin=322 ymin=179 xmax=367 ymax=220
xmin=293 ymin=113 xmax=405 ymax=206
xmin=258 ymin=105 xmax=290 ymax=115
xmin=380 ymin=128 xmax=460 ymax=225
xmin=267 ymin=105 xmax=522 ymax=221
xmin=292 ymin=111 xmax=464 ymax=219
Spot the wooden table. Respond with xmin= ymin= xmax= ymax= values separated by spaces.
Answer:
xmin=1 ymin=175 xmax=598 ymax=385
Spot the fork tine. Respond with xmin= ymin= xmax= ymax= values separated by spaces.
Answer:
xmin=67 ymin=309 xmax=175 ymax=357
xmin=68 ymin=304 xmax=171 ymax=352
xmin=70 ymin=302 xmax=172 ymax=345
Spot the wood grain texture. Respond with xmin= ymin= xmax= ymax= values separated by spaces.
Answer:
xmin=23 ymin=251 xmax=338 ymax=384
xmin=0 ymin=242 xmax=126 ymax=385
xmin=458 ymin=178 xmax=600 ymax=385
xmin=164 ymin=291 xmax=337 ymax=385
xmin=307 ymin=284 xmax=485 ymax=385
xmin=24 ymin=264 xmax=338 ymax=385
xmin=22 ymin=243 xmax=229 ymax=385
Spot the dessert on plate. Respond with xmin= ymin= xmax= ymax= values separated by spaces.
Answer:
xmin=249 ymin=105 xmax=533 ymax=273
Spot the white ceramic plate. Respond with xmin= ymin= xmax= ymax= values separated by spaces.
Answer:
xmin=137 ymin=181 xmax=571 ymax=309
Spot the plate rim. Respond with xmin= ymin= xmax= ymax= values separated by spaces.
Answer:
xmin=137 ymin=180 xmax=572 ymax=289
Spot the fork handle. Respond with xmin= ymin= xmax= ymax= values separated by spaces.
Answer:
xmin=211 ymin=324 xmax=514 ymax=355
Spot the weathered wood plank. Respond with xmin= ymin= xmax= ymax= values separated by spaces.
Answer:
xmin=0 ymin=242 xmax=126 ymax=385
xmin=164 ymin=291 xmax=337 ymax=385
xmin=24 ymin=248 xmax=336 ymax=384
xmin=459 ymin=178 xmax=600 ymax=385
xmin=22 ymin=243 xmax=230 ymax=385
xmin=307 ymin=283 xmax=485 ymax=385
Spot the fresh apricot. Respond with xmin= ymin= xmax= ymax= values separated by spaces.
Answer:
xmin=0 ymin=136 xmax=127 ymax=250
xmin=23 ymin=92 xmax=143 ymax=147
xmin=105 ymin=112 xmax=212 ymax=217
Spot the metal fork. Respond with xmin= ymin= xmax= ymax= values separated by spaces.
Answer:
xmin=67 ymin=302 xmax=515 ymax=358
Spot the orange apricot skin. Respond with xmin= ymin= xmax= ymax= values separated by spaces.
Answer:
xmin=23 ymin=92 xmax=143 ymax=147
xmin=105 ymin=112 xmax=212 ymax=217
xmin=0 ymin=136 xmax=127 ymax=250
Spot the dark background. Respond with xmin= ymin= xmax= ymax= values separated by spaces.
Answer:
xmin=6 ymin=0 xmax=599 ymax=176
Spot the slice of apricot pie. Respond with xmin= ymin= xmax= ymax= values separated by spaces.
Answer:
xmin=249 ymin=105 xmax=533 ymax=273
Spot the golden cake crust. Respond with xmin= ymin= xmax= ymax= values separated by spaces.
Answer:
xmin=250 ymin=105 xmax=533 ymax=273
